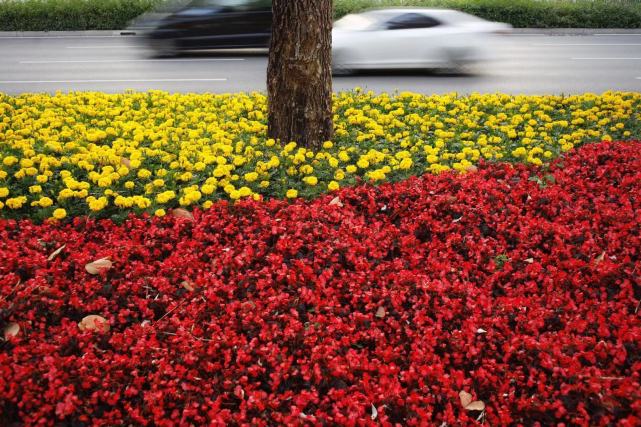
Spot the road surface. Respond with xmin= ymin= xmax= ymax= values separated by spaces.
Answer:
xmin=1 ymin=32 xmax=641 ymax=95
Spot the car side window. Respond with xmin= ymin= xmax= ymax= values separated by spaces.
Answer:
xmin=386 ymin=13 xmax=441 ymax=30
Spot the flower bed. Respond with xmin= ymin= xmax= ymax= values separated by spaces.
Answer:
xmin=1 ymin=141 xmax=640 ymax=425
xmin=1 ymin=91 xmax=640 ymax=221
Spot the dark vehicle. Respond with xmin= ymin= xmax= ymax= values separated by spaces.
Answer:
xmin=146 ymin=0 xmax=272 ymax=56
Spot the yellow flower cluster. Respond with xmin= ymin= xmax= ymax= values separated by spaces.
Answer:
xmin=0 ymin=90 xmax=639 ymax=221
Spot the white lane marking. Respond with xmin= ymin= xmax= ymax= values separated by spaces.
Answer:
xmin=506 ymin=34 xmax=546 ymax=36
xmin=66 ymin=45 xmax=140 ymax=49
xmin=594 ymin=34 xmax=641 ymax=36
xmin=20 ymin=58 xmax=245 ymax=64
xmin=534 ymin=43 xmax=641 ymax=46
xmin=0 ymin=78 xmax=227 ymax=84
xmin=572 ymin=57 xmax=641 ymax=60
xmin=0 ymin=35 xmax=129 ymax=39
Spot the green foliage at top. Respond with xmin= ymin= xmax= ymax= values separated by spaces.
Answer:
xmin=0 ymin=0 xmax=165 ymax=31
xmin=0 ymin=0 xmax=640 ymax=31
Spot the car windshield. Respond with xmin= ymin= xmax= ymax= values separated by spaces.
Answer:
xmin=334 ymin=14 xmax=379 ymax=31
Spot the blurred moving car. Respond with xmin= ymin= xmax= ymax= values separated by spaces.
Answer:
xmin=333 ymin=9 xmax=511 ymax=74
xmin=142 ymin=2 xmax=510 ymax=73
xmin=144 ymin=0 xmax=272 ymax=56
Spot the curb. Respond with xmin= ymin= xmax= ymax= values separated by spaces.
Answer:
xmin=2 ymin=28 xmax=641 ymax=38
xmin=0 ymin=30 xmax=138 ymax=37
xmin=509 ymin=28 xmax=641 ymax=35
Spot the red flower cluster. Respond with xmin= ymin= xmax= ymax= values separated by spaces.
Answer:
xmin=1 ymin=141 xmax=640 ymax=426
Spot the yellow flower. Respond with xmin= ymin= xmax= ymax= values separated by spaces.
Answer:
xmin=0 ymin=187 xmax=8 ymax=198
xmin=399 ymin=158 xmax=413 ymax=170
xmin=286 ymin=189 xmax=298 ymax=199
xmin=238 ymin=186 xmax=252 ymax=197
xmin=346 ymin=165 xmax=357 ymax=174
xmin=37 ymin=197 xmax=53 ymax=207
xmin=244 ymin=172 xmax=258 ymax=182
xmin=357 ymin=158 xmax=370 ymax=169
xmin=328 ymin=181 xmax=340 ymax=191
xmin=512 ymin=147 xmax=527 ymax=157
xmin=303 ymin=176 xmax=318 ymax=186
xmin=6 ymin=197 xmax=27 ymax=209
xmin=155 ymin=209 xmax=166 ymax=217
xmin=2 ymin=156 xmax=18 ymax=166
xmin=52 ymin=208 xmax=67 ymax=219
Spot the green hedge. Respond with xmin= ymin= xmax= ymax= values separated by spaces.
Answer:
xmin=0 ymin=0 xmax=640 ymax=31
xmin=0 ymin=0 xmax=164 ymax=31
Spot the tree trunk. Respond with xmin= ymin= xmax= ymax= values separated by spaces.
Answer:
xmin=267 ymin=0 xmax=333 ymax=151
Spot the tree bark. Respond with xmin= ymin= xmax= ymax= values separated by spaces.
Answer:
xmin=267 ymin=0 xmax=333 ymax=151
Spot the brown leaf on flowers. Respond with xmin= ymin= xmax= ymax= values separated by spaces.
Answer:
xmin=375 ymin=306 xmax=386 ymax=318
xmin=181 ymin=280 xmax=195 ymax=292
xmin=78 ymin=315 xmax=110 ymax=332
xmin=329 ymin=196 xmax=343 ymax=207
xmin=3 ymin=322 xmax=20 ymax=339
xmin=172 ymin=208 xmax=194 ymax=221
xmin=85 ymin=258 xmax=112 ymax=275
xmin=120 ymin=157 xmax=131 ymax=168
xmin=459 ymin=390 xmax=485 ymax=411
xmin=47 ymin=244 xmax=66 ymax=261
xmin=595 ymin=251 xmax=606 ymax=264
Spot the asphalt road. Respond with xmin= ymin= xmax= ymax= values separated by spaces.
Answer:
xmin=1 ymin=32 xmax=641 ymax=95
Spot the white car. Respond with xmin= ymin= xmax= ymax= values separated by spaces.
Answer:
xmin=332 ymin=8 xmax=511 ymax=74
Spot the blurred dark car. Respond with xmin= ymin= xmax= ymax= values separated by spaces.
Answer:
xmin=145 ymin=0 xmax=272 ymax=56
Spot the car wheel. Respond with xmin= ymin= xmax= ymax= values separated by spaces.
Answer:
xmin=153 ymin=39 xmax=179 ymax=58
xmin=440 ymin=49 xmax=477 ymax=75
xmin=332 ymin=52 xmax=354 ymax=76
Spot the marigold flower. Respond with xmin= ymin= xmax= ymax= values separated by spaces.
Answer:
xmin=52 ymin=208 xmax=66 ymax=219
xmin=286 ymin=189 xmax=298 ymax=198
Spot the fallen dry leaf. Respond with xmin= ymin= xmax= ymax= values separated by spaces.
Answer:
xmin=3 ymin=322 xmax=20 ymax=339
xmin=78 ymin=315 xmax=110 ymax=332
xmin=466 ymin=401 xmax=486 ymax=411
xmin=465 ymin=165 xmax=478 ymax=173
xmin=120 ymin=157 xmax=131 ymax=168
xmin=459 ymin=390 xmax=473 ymax=408
xmin=172 ymin=208 xmax=194 ymax=221
xmin=181 ymin=280 xmax=195 ymax=292
xmin=459 ymin=390 xmax=485 ymax=412
xmin=47 ymin=244 xmax=66 ymax=261
xmin=329 ymin=196 xmax=343 ymax=207
xmin=375 ymin=306 xmax=386 ymax=319
xmin=595 ymin=251 xmax=606 ymax=263
xmin=524 ymin=258 xmax=534 ymax=264
xmin=85 ymin=258 xmax=112 ymax=275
